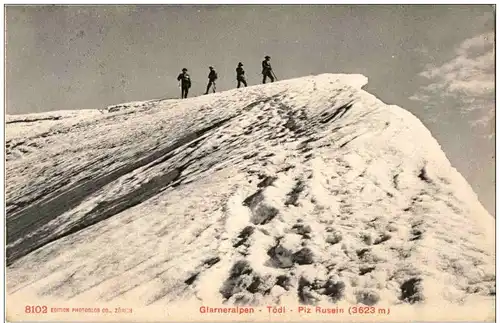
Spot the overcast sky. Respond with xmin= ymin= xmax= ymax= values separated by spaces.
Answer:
xmin=5 ymin=5 xmax=495 ymax=215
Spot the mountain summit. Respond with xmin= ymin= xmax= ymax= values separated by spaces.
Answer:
xmin=6 ymin=74 xmax=495 ymax=321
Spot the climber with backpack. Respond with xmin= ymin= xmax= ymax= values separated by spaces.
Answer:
xmin=177 ymin=68 xmax=191 ymax=99
xmin=204 ymin=66 xmax=218 ymax=94
xmin=262 ymin=55 xmax=276 ymax=84
xmin=236 ymin=62 xmax=247 ymax=88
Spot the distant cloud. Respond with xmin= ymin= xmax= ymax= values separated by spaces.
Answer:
xmin=410 ymin=32 xmax=494 ymax=138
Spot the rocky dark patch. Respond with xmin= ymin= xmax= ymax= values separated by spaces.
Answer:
xmin=301 ymin=146 xmax=313 ymax=154
xmin=203 ymin=256 xmax=221 ymax=268
xmin=322 ymin=278 xmax=345 ymax=302
xmin=361 ymin=233 xmax=373 ymax=245
xmin=297 ymin=138 xmax=318 ymax=150
xmin=284 ymin=116 xmax=300 ymax=132
xmin=326 ymin=232 xmax=343 ymax=245
xmin=243 ymin=190 xmax=265 ymax=208
xmin=409 ymin=229 xmax=422 ymax=241
xmin=409 ymin=221 xmax=424 ymax=242
xmin=257 ymin=176 xmax=277 ymax=188
xmin=400 ymin=277 xmax=423 ymax=304
xmin=238 ymin=226 xmax=255 ymax=239
xmin=276 ymin=275 xmax=291 ymax=291
xmin=298 ymin=277 xmax=318 ymax=305
xmin=291 ymin=223 xmax=312 ymax=238
xmin=233 ymin=226 xmax=255 ymax=248
xmin=267 ymin=133 xmax=287 ymax=140
xmin=296 ymin=141 xmax=309 ymax=150
xmin=267 ymin=244 xmax=294 ymax=268
xmin=359 ymin=266 xmax=376 ymax=275
xmin=320 ymin=101 xmax=353 ymax=124
xmin=184 ymin=272 xmax=199 ymax=285
xmin=390 ymin=246 xmax=412 ymax=259
xmin=292 ymin=248 xmax=314 ymax=265
xmin=356 ymin=248 xmax=370 ymax=259
xmin=277 ymin=165 xmax=295 ymax=173
xmin=285 ymin=180 xmax=305 ymax=207
xmin=392 ymin=174 xmax=400 ymax=189
xmin=247 ymin=276 xmax=261 ymax=293
xmin=374 ymin=233 xmax=391 ymax=245
xmin=356 ymin=290 xmax=380 ymax=305
xmin=243 ymin=188 xmax=280 ymax=225
xmin=243 ymin=152 xmax=259 ymax=160
xmin=252 ymin=205 xmax=279 ymax=225
xmin=339 ymin=134 xmax=362 ymax=149
xmin=6 ymin=116 xmax=62 ymax=124
xmin=233 ymin=294 xmax=254 ymax=305
xmin=229 ymin=260 xmax=253 ymax=278
xmin=418 ymin=167 xmax=432 ymax=183
xmin=187 ymin=140 xmax=202 ymax=149
xmin=220 ymin=260 xmax=262 ymax=300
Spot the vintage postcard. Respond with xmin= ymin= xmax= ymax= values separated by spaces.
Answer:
xmin=5 ymin=4 xmax=496 ymax=322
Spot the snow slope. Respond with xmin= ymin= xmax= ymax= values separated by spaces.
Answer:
xmin=6 ymin=74 xmax=495 ymax=321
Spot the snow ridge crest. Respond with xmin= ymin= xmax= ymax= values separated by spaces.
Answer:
xmin=5 ymin=73 xmax=494 ymax=319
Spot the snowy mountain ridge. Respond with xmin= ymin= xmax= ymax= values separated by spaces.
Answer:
xmin=6 ymin=74 xmax=495 ymax=321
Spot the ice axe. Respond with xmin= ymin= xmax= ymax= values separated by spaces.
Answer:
xmin=272 ymin=70 xmax=279 ymax=81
